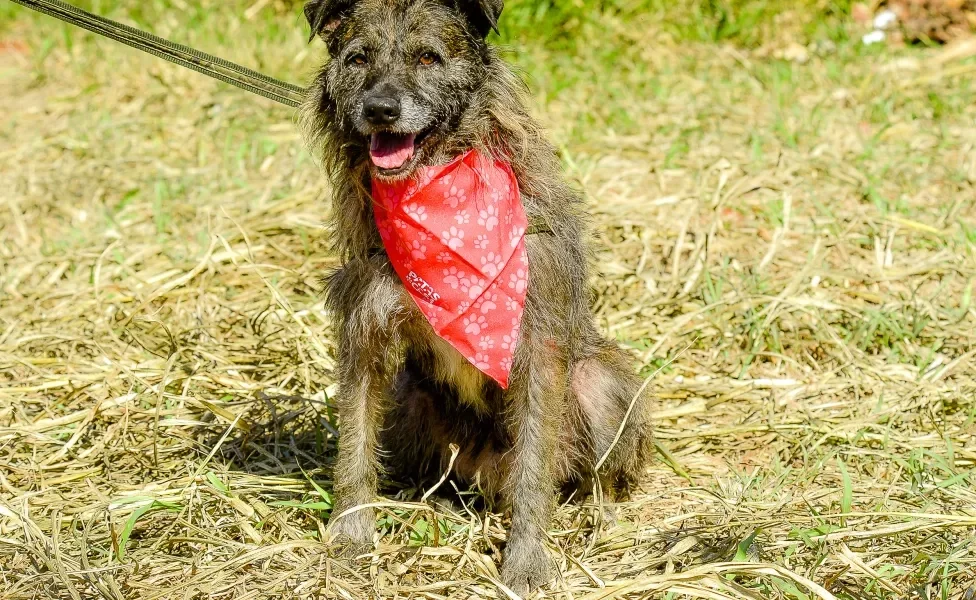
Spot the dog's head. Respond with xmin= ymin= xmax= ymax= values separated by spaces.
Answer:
xmin=304 ymin=0 xmax=504 ymax=181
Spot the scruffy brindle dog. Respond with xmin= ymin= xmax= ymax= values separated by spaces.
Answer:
xmin=301 ymin=0 xmax=654 ymax=594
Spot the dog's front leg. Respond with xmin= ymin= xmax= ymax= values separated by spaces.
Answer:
xmin=327 ymin=271 xmax=403 ymax=549
xmin=328 ymin=343 xmax=387 ymax=548
xmin=500 ymin=336 xmax=565 ymax=596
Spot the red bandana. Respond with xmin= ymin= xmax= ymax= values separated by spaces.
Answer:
xmin=371 ymin=150 xmax=528 ymax=388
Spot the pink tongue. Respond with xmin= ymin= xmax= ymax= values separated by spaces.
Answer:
xmin=370 ymin=133 xmax=416 ymax=169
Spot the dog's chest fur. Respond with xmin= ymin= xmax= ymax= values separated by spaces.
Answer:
xmin=400 ymin=296 xmax=493 ymax=413
xmin=426 ymin=335 xmax=492 ymax=411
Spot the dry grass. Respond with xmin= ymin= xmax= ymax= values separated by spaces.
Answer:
xmin=2 ymin=2 xmax=976 ymax=599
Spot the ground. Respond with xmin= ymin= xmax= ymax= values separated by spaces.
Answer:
xmin=1 ymin=1 xmax=975 ymax=599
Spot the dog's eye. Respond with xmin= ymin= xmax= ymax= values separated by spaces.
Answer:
xmin=418 ymin=52 xmax=440 ymax=66
xmin=347 ymin=53 xmax=368 ymax=66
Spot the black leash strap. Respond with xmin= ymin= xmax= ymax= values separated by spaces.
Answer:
xmin=8 ymin=0 xmax=307 ymax=107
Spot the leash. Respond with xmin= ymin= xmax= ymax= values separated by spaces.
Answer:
xmin=8 ymin=0 xmax=551 ymax=237
xmin=8 ymin=0 xmax=307 ymax=107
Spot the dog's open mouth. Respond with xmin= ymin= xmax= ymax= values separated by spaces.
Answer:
xmin=370 ymin=132 xmax=415 ymax=170
xmin=369 ymin=128 xmax=433 ymax=174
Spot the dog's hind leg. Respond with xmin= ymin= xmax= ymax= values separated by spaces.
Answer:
xmin=572 ymin=340 xmax=655 ymax=492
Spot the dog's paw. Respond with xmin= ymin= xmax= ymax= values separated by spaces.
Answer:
xmin=327 ymin=510 xmax=374 ymax=557
xmin=499 ymin=537 xmax=556 ymax=598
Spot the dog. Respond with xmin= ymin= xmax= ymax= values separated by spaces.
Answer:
xmin=301 ymin=0 xmax=655 ymax=594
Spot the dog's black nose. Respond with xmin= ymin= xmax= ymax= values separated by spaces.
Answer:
xmin=364 ymin=96 xmax=401 ymax=125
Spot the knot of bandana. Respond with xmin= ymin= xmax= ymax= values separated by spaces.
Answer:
xmin=371 ymin=150 xmax=528 ymax=388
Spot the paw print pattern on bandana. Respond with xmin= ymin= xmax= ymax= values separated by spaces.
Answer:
xmin=477 ymin=204 xmax=499 ymax=231
xmin=443 ymin=183 xmax=467 ymax=208
xmin=409 ymin=240 xmax=427 ymax=260
xmin=404 ymin=203 xmax=427 ymax=222
xmin=371 ymin=150 xmax=528 ymax=387
xmin=480 ymin=252 xmax=505 ymax=277
xmin=441 ymin=226 xmax=465 ymax=250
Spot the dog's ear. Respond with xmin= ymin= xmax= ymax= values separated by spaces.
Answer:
xmin=304 ymin=0 xmax=355 ymax=43
xmin=457 ymin=0 xmax=504 ymax=37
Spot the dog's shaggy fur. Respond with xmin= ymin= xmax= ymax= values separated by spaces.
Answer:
xmin=300 ymin=0 xmax=655 ymax=593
